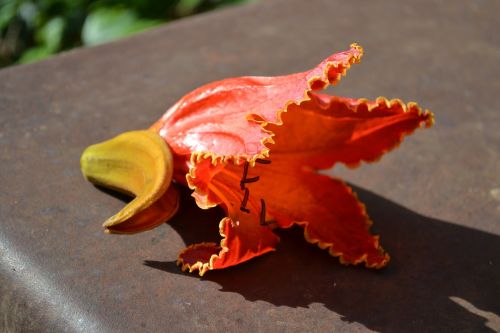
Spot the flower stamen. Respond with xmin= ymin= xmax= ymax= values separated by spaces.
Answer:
xmin=257 ymin=198 xmax=276 ymax=226
xmin=240 ymin=188 xmax=250 ymax=213
xmin=256 ymin=158 xmax=272 ymax=164
xmin=260 ymin=199 xmax=266 ymax=225
xmin=240 ymin=162 xmax=250 ymax=190
xmin=241 ymin=176 xmax=260 ymax=184
xmin=258 ymin=199 xmax=275 ymax=226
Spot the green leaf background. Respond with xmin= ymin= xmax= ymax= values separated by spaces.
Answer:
xmin=0 ymin=0 xmax=254 ymax=67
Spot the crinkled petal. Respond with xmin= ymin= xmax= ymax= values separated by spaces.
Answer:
xmin=151 ymin=44 xmax=363 ymax=160
xmin=267 ymin=93 xmax=434 ymax=169
xmin=179 ymin=158 xmax=279 ymax=276
xmin=221 ymin=160 xmax=389 ymax=268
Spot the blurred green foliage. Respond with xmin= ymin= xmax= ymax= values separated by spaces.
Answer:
xmin=0 ymin=0 xmax=251 ymax=67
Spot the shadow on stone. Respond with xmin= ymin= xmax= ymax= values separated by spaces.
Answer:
xmin=145 ymin=185 xmax=500 ymax=332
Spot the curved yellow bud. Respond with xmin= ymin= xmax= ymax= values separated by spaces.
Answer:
xmin=80 ymin=130 xmax=178 ymax=234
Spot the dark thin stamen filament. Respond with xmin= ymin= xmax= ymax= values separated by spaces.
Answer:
xmin=260 ymin=199 xmax=266 ymax=225
xmin=240 ymin=188 xmax=250 ymax=213
xmin=256 ymin=158 xmax=271 ymax=164
xmin=241 ymin=176 xmax=260 ymax=184
xmin=240 ymin=162 xmax=250 ymax=190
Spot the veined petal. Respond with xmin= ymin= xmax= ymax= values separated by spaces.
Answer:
xmin=221 ymin=160 xmax=389 ymax=268
xmin=187 ymin=156 xmax=387 ymax=270
xmin=267 ymin=93 xmax=434 ymax=169
xmin=179 ymin=158 xmax=279 ymax=275
xmin=151 ymin=44 xmax=363 ymax=160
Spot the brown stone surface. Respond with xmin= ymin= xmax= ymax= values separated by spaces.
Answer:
xmin=1 ymin=0 xmax=499 ymax=331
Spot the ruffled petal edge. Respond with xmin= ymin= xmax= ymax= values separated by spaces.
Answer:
xmin=294 ymin=185 xmax=390 ymax=269
xmin=176 ymin=217 xmax=230 ymax=276
xmin=186 ymin=43 xmax=364 ymax=167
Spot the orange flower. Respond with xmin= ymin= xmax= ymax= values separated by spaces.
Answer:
xmin=81 ymin=44 xmax=433 ymax=276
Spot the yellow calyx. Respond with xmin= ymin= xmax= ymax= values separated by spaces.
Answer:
xmin=80 ymin=130 xmax=178 ymax=234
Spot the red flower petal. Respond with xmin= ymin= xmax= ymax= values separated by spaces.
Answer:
xmin=151 ymin=44 xmax=363 ymax=159
xmin=267 ymin=93 xmax=434 ymax=169
xmin=178 ymin=158 xmax=279 ymax=276
xmin=149 ymin=44 xmax=434 ymax=274
xmin=220 ymin=160 xmax=389 ymax=268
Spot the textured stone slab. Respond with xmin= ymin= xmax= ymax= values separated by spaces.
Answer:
xmin=1 ymin=0 xmax=499 ymax=331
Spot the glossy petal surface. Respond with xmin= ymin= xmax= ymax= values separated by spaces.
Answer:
xmin=151 ymin=44 xmax=363 ymax=159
